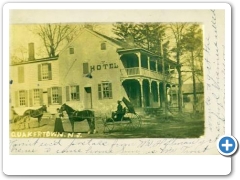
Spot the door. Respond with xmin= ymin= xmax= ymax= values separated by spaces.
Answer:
xmin=84 ymin=87 xmax=92 ymax=109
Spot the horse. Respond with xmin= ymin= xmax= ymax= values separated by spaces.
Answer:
xmin=59 ymin=103 xmax=96 ymax=134
xmin=22 ymin=105 xmax=47 ymax=128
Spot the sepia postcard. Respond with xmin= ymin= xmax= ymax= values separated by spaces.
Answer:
xmin=3 ymin=2 xmax=231 ymax=175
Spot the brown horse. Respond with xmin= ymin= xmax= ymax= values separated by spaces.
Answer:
xmin=23 ymin=105 xmax=47 ymax=128
xmin=59 ymin=103 xmax=96 ymax=134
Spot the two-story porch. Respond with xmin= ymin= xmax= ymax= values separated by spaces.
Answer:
xmin=117 ymin=48 xmax=178 ymax=108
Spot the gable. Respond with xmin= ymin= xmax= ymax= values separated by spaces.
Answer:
xmin=59 ymin=28 xmax=122 ymax=57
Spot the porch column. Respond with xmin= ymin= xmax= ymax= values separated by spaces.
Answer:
xmin=149 ymin=80 xmax=152 ymax=93
xmin=136 ymin=52 xmax=142 ymax=75
xmin=149 ymin=79 xmax=153 ymax=107
xmin=157 ymin=81 xmax=160 ymax=107
xmin=155 ymin=61 xmax=158 ymax=73
xmin=176 ymin=85 xmax=179 ymax=107
xmin=147 ymin=56 xmax=150 ymax=71
xmin=138 ymin=78 xmax=144 ymax=108
xmin=170 ymin=84 xmax=173 ymax=106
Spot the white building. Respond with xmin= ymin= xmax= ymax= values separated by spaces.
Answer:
xmin=10 ymin=28 xmax=178 ymax=115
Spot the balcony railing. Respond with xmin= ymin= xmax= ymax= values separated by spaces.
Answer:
xmin=125 ymin=67 xmax=140 ymax=75
xmin=122 ymin=67 xmax=169 ymax=80
xmin=121 ymin=67 xmax=178 ymax=84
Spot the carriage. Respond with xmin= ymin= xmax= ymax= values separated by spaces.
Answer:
xmin=102 ymin=97 xmax=142 ymax=133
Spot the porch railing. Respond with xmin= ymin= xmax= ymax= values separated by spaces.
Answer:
xmin=121 ymin=67 xmax=178 ymax=84
xmin=121 ymin=67 xmax=163 ymax=80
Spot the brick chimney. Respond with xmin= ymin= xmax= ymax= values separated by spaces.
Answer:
xmin=28 ymin=42 xmax=35 ymax=60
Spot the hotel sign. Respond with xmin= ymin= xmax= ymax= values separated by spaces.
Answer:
xmin=90 ymin=63 xmax=118 ymax=71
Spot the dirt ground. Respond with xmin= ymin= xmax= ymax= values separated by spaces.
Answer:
xmin=10 ymin=112 xmax=204 ymax=139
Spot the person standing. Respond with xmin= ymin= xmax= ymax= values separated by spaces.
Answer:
xmin=53 ymin=108 xmax=64 ymax=133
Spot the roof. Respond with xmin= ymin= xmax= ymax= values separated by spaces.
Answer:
xmin=92 ymin=30 xmax=137 ymax=49
xmin=89 ymin=29 xmax=177 ymax=65
xmin=10 ymin=56 xmax=58 ymax=66
xmin=182 ymin=83 xmax=204 ymax=94
xmin=11 ymin=28 xmax=177 ymax=66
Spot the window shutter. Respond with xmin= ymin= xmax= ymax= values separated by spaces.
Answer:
xmin=109 ymin=83 xmax=112 ymax=98
xmin=47 ymin=88 xmax=51 ymax=105
xmin=25 ymin=90 xmax=28 ymax=107
xmin=39 ymin=89 xmax=43 ymax=105
xmin=29 ymin=90 xmax=33 ymax=107
xmin=66 ymin=86 xmax=70 ymax=101
xmin=58 ymin=87 xmax=62 ymax=104
xmin=83 ymin=63 xmax=89 ymax=74
xmin=101 ymin=43 xmax=106 ymax=50
xmin=98 ymin=84 xmax=102 ymax=99
xmin=15 ymin=91 xmax=19 ymax=107
xmin=18 ymin=66 xmax=24 ymax=83
xmin=76 ymin=85 xmax=80 ymax=100
xmin=48 ymin=63 xmax=52 ymax=80
xmin=38 ymin=64 xmax=42 ymax=81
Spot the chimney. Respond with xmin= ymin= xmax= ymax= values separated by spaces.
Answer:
xmin=28 ymin=42 xmax=35 ymax=60
xmin=84 ymin=24 xmax=93 ymax=30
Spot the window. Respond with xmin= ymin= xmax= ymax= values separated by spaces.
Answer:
xmin=101 ymin=42 xmax=106 ymax=50
xmin=69 ymin=47 xmax=74 ymax=54
xmin=33 ymin=89 xmax=40 ymax=106
xmin=183 ymin=95 xmax=190 ymax=102
xmin=18 ymin=66 xmax=24 ymax=83
xmin=38 ymin=63 xmax=52 ymax=81
xmin=19 ymin=90 xmax=26 ymax=106
xmin=42 ymin=64 xmax=49 ymax=80
xmin=98 ymin=82 xmax=112 ymax=99
xmin=66 ymin=86 xmax=80 ymax=101
xmin=52 ymin=87 xmax=59 ymax=104
xmin=71 ymin=86 xmax=79 ymax=100
xmin=47 ymin=87 xmax=62 ymax=105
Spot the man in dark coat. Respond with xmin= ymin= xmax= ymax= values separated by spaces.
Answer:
xmin=112 ymin=100 xmax=125 ymax=121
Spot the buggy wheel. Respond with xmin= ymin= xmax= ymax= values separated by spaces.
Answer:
xmin=103 ymin=118 xmax=115 ymax=133
xmin=128 ymin=113 xmax=142 ymax=129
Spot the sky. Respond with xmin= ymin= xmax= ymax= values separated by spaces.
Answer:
xmin=10 ymin=23 xmax=116 ymax=60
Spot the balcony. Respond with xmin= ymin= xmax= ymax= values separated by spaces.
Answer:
xmin=120 ymin=67 xmax=178 ymax=84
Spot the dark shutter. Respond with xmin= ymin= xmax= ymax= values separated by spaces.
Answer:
xmin=48 ymin=63 xmax=52 ymax=80
xmin=66 ymin=86 xmax=70 ymax=101
xmin=101 ymin=43 xmax=106 ymax=50
xmin=25 ymin=90 xmax=28 ymax=107
xmin=38 ymin=64 xmax=41 ymax=81
xmin=58 ymin=87 xmax=62 ymax=104
xmin=47 ymin=88 xmax=51 ymax=105
xmin=69 ymin=47 xmax=74 ymax=54
xmin=98 ymin=84 xmax=102 ymax=99
xmin=76 ymin=85 xmax=80 ymax=100
xmin=18 ymin=66 xmax=24 ymax=83
xmin=109 ymin=83 xmax=112 ymax=98
xmin=83 ymin=63 xmax=89 ymax=74
xmin=29 ymin=90 xmax=33 ymax=107
xmin=15 ymin=91 xmax=19 ymax=107
xmin=39 ymin=89 xmax=43 ymax=105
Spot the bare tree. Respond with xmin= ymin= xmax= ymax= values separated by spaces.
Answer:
xmin=181 ymin=24 xmax=203 ymax=114
xmin=32 ymin=24 xmax=80 ymax=57
xmin=10 ymin=45 xmax=28 ymax=64
xmin=169 ymin=23 xmax=187 ymax=113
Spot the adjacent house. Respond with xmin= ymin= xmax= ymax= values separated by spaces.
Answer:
xmin=182 ymin=83 xmax=204 ymax=112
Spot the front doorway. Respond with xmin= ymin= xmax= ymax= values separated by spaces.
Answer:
xmin=84 ymin=87 xmax=92 ymax=109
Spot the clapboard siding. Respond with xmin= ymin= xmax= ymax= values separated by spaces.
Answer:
xmin=58 ymin=29 xmax=128 ymax=112
xmin=10 ymin=60 xmax=60 ymax=114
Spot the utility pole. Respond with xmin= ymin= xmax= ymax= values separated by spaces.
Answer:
xmin=160 ymin=39 xmax=168 ymax=119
